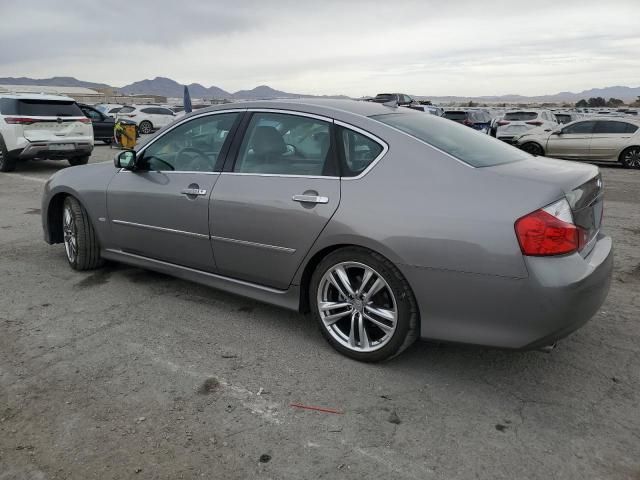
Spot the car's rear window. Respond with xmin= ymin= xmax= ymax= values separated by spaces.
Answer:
xmin=504 ymin=112 xmax=538 ymax=121
xmin=0 ymin=98 xmax=83 ymax=117
xmin=370 ymin=112 xmax=529 ymax=167
xmin=443 ymin=111 xmax=467 ymax=121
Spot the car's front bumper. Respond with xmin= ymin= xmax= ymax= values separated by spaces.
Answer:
xmin=399 ymin=233 xmax=613 ymax=349
xmin=10 ymin=141 xmax=93 ymax=160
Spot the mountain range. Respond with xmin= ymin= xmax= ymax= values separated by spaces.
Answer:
xmin=0 ymin=76 xmax=638 ymax=103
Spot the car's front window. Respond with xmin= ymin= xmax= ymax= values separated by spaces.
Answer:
xmin=371 ymin=112 xmax=529 ymax=167
xmin=140 ymin=112 xmax=240 ymax=172
xmin=562 ymin=121 xmax=596 ymax=134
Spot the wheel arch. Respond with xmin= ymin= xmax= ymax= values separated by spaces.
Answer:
xmin=296 ymin=241 xmax=416 ymax=318
xmin=521 ymin=141 xmax=545 ymax=156
xmin=619 ymin=145 xmax=640 ymax=165
xmin=45 ymin=191 xmax=102 ymax=245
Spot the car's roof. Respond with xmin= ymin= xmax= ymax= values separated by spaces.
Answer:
xmin=0 ymin=92 xmax=75 ymax=102
xmin=189 ymin=99 xmax=413 ymax=119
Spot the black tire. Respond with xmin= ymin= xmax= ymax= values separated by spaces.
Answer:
xmin=521 ymin=142 xmax=544 ymax=156
xmin=0 ymin=136 xmax=17 ymax=172
xmin=310 ymin=247 xmax=419 ymax=362
xmin=139 ymin=121 xmax=153 ymax=134
xmin=68 ymin=156 xmax=89 ymax=166
xmin=619 ymin=146 xmax=640 ymax=169
xmin=62 ymin=196 xmax=104 ymax=271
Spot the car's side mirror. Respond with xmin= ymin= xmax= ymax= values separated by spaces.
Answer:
xmin=115 ymin=150 xmax=136 ymax=170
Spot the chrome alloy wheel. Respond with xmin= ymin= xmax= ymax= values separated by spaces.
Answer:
xmin=317 ymin=262 xmax=398 ymax=353
xmin=63 ymin=205 xmax=77 ymax=263
xmin=623 ymin=147 xmax=640 ymax=168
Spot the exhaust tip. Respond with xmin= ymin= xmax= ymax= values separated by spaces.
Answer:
xmin=538 ymin=342 xmax=557 ymax=353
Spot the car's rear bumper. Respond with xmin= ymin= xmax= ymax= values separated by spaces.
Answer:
xmin=399 ymin=233 xmax=613 ymax=349
xmin=10 ymin=141 xmax=93 ymax=160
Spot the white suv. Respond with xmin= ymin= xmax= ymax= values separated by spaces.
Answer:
xmin=0 ymin=93 xmax=94 ymax=172
xmin=115 ymin=105 xmax=176 ymax=134
xmin=495 ymin=110 xmax=558 ymax=144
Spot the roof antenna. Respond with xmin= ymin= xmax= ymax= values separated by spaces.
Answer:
xmin=383 ymin=99 xmax=398 ymax=108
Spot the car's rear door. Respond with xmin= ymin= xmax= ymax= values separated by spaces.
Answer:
xmin=209 ymin=110 xmax=340 ymax=290
xmin=589 ymin=120 xmax=636 ymax=161
xmin=106 ymin=111 xmax=243 ymax=271
xmin=546 ymin=120 xmax=595 ymax=159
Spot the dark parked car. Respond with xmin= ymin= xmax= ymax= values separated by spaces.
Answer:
xmin=371 ymin=93 xmax=416 ymax=106
xmin=78 ymin=103 xmax=115 ymax=144
xmin=443 ymin=110 xmax=492 ymax=133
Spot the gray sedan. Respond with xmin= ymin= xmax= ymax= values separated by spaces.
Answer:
xmin=42 ymin=100 xmax=613 ymax=361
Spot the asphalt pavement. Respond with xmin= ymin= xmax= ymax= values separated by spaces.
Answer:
xmin=1 ymin=143 xmax=639 ymax=479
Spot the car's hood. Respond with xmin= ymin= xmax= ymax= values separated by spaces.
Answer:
xmin=47 ymin=161 xmax=119 ymax=193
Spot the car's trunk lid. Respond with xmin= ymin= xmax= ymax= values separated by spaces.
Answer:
xmin=487 ymin=156 xmax=604 ymax=256
xmin=22 ymin=117 xmax=90 ymax=142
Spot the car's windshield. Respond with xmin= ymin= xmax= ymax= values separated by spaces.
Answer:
xmin=370 ymin=112 xmax=529 ymax=167
xmin=504 ymin=112 xmax=538 ymax=121
xmin=443 ymin=111 xmax=467 ymax=121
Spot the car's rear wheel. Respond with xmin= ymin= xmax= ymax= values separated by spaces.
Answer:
xmin=62 ymin=196 xmax=104 ymax=271
xmin=620 ymin=146 xmax=640 ymax=169
xmin=521 ymin=142 xmax=544 ymax=156
xmin=310 ymin=247 xmax=418 ymax=362
xmin=0 ymin=137 xmax=17 ymax=172
xmin=68 ymin=156 xmax=89 ymax=166
xmin=139 ymin=121 xmax=153 ymax=134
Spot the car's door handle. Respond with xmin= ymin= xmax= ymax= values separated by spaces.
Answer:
xmin=292 ymin=194 xmax=329 ymax=204
xmin=181 ymin=188 xmax=207 ymax=196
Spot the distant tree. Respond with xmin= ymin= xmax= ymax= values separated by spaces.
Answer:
xmin=467 ymin=100 xmax=477 ymax=107
xmin=575 ymin=99 xmax=588 ymax=108
xmin=606 ymin=97 xmax=624 ymax=107
xmin=587 ymin=97 xmax=606 ymax=107
xmin=632 ymin=96 xmax=640 ymax=107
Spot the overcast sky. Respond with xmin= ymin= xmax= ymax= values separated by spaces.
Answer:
xmin=1 ymin=0 xmax=638 ymax=97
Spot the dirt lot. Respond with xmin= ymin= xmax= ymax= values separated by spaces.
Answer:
xmin=1 ymin=144 xmax=639 ymax=480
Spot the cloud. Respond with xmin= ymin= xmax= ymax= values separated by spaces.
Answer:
xmin=0 ymin=0 xmax=638 ymax=96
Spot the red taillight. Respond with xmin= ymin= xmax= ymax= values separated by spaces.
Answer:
xmin=515 ymin=199 xmax=585 ymax=256
xmin=79 ymin=118 xmax=91 ymax=123
xmin=4 ymin=117 xmax=38 ymax=125
xmin=497 ymin=120 xmax=510 ymax=126
xmin=525 ymin=121 xmax=544 ymax=126
xmin=463 ymin=119 xmax=473 ymax=126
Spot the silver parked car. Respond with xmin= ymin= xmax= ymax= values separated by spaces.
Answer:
xmin=42 ymin=100 xmax=613 ymax=361
xmin=515 ymin=117 xmax=640 ymax=168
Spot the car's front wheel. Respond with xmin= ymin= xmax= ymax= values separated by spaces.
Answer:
xmin=138 ymin=120 xmax=153 ymax=134
xmin=620 ymin=146 xmax=640 ymax=169
xmin=520 ymin=142 xmax=544 ymax=156
xmin=310 ymin=247 xmax=418 ymax=362
xmin=62 ymin=196 xmax=104 ymax=271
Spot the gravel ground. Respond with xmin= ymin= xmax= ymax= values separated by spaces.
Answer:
xmin=0 ymin=144 xmax=639 ymax=480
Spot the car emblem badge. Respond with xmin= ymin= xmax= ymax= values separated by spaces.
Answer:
xmin=57 ymin=117 xmax=63 ymax=124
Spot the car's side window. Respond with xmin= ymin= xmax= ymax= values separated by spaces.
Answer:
xmin=140 ymin=112 xmax=240 ymax=172
xmin=594 ymin=121 xmax=632 ymax=134
xmin=141 ymin=107 xmax=155 ymax=115
xmin=339 ymin=126 xmax=384 ymax=177
xmin=234 ymin=112 xmax=334 ymax=176
xmin=626 ymin=123 xmax=639 ymax=134
xmin=563 ymin=121 xmax=596 ymax=135
xmin=82 ymin=107 xmax=102 ymax=121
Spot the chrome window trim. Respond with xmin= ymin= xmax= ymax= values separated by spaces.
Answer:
xmin=118 ymin=169 xmax=221 ymax=176
xmin=245 ymin=108 xmax=334 ymax=123
xmin=334 ymin=120 xmax=389 ymax=180
xmin=220 ymin=172 xmax=339 ymax=180
xmin=210 ymin=235 xmax=296 ymax=254
xmin=112 ymin=219 xmax=209 ymax=239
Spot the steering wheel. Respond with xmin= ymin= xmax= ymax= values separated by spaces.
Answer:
xmin=285 ymin=144 xmax=306 ymax=158
xmin=175 ymin=147 xmax=211 ymax=171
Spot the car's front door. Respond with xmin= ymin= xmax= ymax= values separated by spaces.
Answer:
xmin=546 ymin=120 xmax=596 ymax=159
xmin=589 ymin=120 xmax=637 ymax=161
xmin=81 ymin=106 xmax=113 ymax=139
xmin=210 ymin=110 xmax=340 ymax=290
xmin=106 ymin=111 xmax=242 ymax=271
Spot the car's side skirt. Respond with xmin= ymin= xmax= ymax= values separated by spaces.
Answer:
xmin=102 ymin=248 xmax=301 ymax=311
